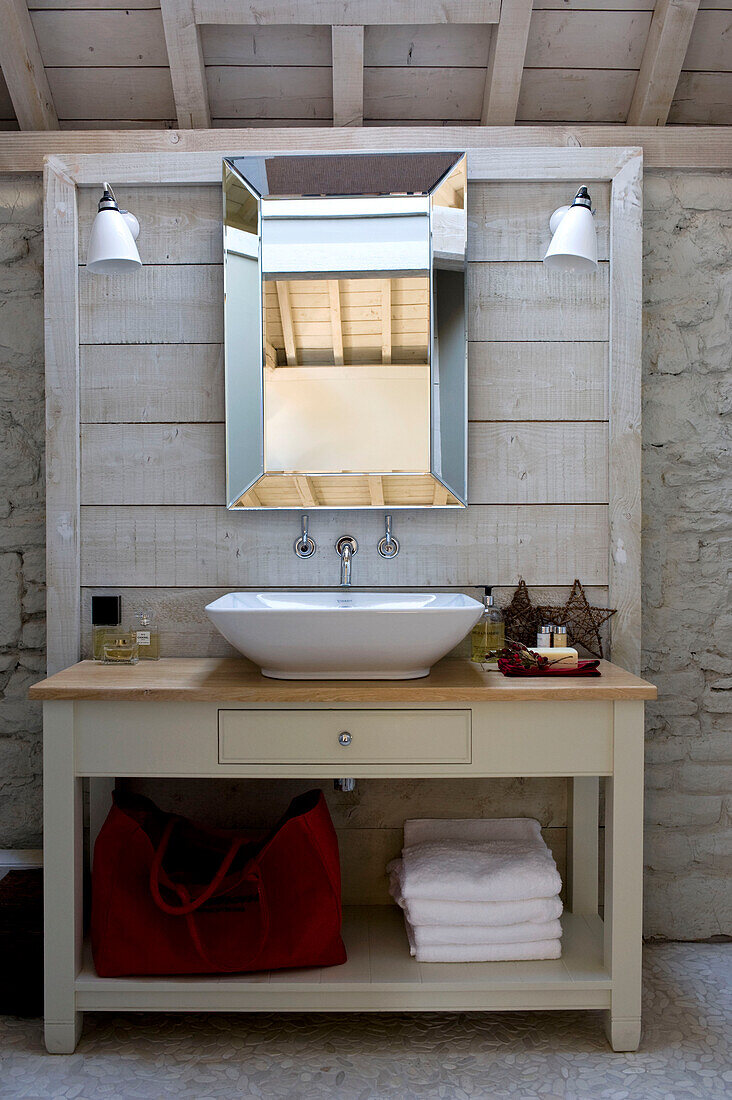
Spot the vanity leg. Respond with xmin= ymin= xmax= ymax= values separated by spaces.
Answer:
xmin=567 ymin=776 xmax=599 ymax=915
xmin=603 ymin=701 xmax=644 ymax=1052
xmin=43 ymin=701 xmax=84 ymax=1053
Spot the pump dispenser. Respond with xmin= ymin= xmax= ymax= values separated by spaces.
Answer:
xmin=470 ymin=586 xmax=505 ymax=666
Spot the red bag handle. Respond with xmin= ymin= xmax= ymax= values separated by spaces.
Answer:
xmin=149 ymin=816 xmax=250 ymax=916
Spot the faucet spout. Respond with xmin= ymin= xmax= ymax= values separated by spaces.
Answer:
xmin=341 ymin=543 xmax=352 ymax=586
xmin=335 ymin=536 xmax=358 ymax=587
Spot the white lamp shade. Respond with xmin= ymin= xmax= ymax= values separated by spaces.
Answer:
xmin=86 ymin=207 xmax=141 ymax=274
xmin=543 ymin=203 xmax=598 ymax=274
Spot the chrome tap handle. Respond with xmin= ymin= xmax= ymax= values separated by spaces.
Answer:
xmin=294 ymin=513 xmax=316 ymax=558
xmin=378 ymin=513 xmax=400 ymax=559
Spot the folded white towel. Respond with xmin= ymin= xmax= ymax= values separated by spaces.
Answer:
xmin=404 ymin=817 xmax=542 ymax=847
xmin=389 ymin=838 xmax=561 ymax=903
xmin=410 ymin=918 xmax=562 ymax=948
xmin=404 ymin=921 xmax=561 ymax=962
xmin=389 ymin=870 xmax=563 ymax=926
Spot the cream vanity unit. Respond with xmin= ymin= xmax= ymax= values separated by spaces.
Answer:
xmin=40 ymin=143 xmax=647 ymax=1055
xmin=33 ymin=658 xmax=656 ymax=1054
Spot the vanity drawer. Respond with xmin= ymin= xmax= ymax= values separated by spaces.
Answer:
xmin=218 ymin=709 xmax=471 ymax=765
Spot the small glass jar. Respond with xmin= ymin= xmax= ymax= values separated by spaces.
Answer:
xmin=102 ymin=632 xmax=139 ymax=665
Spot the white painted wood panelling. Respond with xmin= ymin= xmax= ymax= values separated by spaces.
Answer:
xmin=7 ymin=3 xmax=728 ymax=128
xmin=80 ymin=344 xmax=225 ymax=423
xmin=468 ymin=343 xmax=607 ymax=421
xmin=79 ymin=422 xmax=609 ymax=507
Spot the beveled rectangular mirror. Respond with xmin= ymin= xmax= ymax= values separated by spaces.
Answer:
xmin=223 ymin=152 xmax=467 ymax=509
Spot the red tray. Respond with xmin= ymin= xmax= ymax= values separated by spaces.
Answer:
xmin=499 ymin=660 xmax=601 ymax=677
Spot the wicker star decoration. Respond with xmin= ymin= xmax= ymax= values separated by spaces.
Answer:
xmin=539 ymin=579 xmax=616 ymax=659
xmin=502 ymin=579 xmax=543 ymax=648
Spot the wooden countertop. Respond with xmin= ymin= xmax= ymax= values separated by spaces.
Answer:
xmin=29 ymin=658 xmax=657 ymax=703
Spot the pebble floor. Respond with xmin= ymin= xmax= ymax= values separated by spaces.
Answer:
xmin=0 ymin=943 xmax=730 ymax=1100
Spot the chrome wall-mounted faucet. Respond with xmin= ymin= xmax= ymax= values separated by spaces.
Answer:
xmin=335 ymin=536 xmax=358 ymax=586
xmin=377 ymin=513 xmax=400 ymax=559
xmin=293 ymin=514 xmax=316 ymax=558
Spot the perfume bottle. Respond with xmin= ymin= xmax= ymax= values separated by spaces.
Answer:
xmin=470 ymin=587 xmax=505 ymax=666
xmin=102 ymin=632 xmax=139 ymax=664
xmin=133 ymin=608 xmax=161 ymax=660
xmin=91 ymin=594 xmax=122 ymax=661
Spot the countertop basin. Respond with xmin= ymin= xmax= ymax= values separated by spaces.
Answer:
xmin=205 ymin=591 xmax=484 ymax=679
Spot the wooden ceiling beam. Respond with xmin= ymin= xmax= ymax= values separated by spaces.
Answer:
xmin=627 ymin=0 xmax=701 ymax=126
xmin=0 ymin=0 xmax=58 ymax=129
xmin=1 ymin=129 xmax=730 ymax=175
xmin=328 ymin=280 xmax=345 ymax=366
xmin=332 ymin=24 xmax=364 ymax=127
xmin=275 ymin=281 xmax=297 ymax=366
xmin=381 ymin=280 xmax=392 ymax=366
xmin=160 ymin=0 xmax=211 ymax=128
xmin=480 ymin=0 xmax=533 ymax=126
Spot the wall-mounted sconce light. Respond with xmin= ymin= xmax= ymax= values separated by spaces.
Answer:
xmin=86 ymin=182 xmax=141 ymax=274
xmin=543 ymin=186 xmax=597 ymax=275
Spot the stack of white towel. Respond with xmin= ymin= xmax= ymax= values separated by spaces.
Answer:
xmin=387 ymin=818 xmax=563 ymax=962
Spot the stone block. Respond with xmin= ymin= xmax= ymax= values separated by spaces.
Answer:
xmin=0 ymin=553 xmax=22 ymax=647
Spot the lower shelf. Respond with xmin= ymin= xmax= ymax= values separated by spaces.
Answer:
xmin=76 ymin=907 xmax=611 ymax=1013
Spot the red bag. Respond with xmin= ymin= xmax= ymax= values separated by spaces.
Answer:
xmin=91 ymin=788 xmax=346 ymax=977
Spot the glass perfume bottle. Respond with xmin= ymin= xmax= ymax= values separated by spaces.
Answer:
xmin=91 ymin=594 xmax=122 ymax=661
xmin=470 ymin=586 xmax=505 ymax=666
xmin=133 ymin=608 xmax=161 ymax=660
xmin=102 ymin=632 xmax=139 ymax=664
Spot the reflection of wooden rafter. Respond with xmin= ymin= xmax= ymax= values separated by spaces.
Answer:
xmin=264 ymin=341 xmax=277 ymax=371
xmin=275 ymin=281 xmax=297 ymax=366
xmin=433 ymin=481 xmax=451 ymax=505
xmin=245 ymin=484 xmax=261 ymax=506
xmin=295 ymin=476 xmax=318 ymax=507
xmin=381 ymin=280 xmax=392 ymax=365
xmin=331 ymin=24 xmax=364 ymax=127
xmin=328 ymin=280 xmax=344 ymax=365
xmin=368 ymin=475 xmax=385 ymax=506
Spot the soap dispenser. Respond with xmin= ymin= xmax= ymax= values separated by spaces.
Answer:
xmin=470 ymin=587 xmax=505 ymax=666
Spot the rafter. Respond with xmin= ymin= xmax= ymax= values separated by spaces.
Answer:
xmin=328 ymin=280 xmax=344 ymax=365
xmin=160 ymin=0 xmax=211 ymax=128
xmin=480 ymin=0 xmax=533 ymax=126
xmin=0 ymin=0 xmax=58 ymax=129
xmin=275 ymin=281 xmax=297 ymax=366
xmin=368 ymin=475 xmax=385 ymax=507
xmin=295 ymin=476 xmax=318 ymax=507
xmin=332 ymin=24 xmax=364 ymax=127
xmin=381 ymin=280 xmax=392 ymax=365
xmin=627 ymin=0 xmax=701 ymax=126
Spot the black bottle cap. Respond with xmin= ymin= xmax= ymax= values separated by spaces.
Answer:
xmin=91 ymin=594 xmax=121 ymax=627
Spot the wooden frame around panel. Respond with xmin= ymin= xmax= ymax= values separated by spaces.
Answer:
xmin=43 ymin=142 xmax=643 ymax=674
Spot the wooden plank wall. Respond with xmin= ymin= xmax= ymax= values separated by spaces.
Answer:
xmin=0 ymin=1 xmax=727 ymax=130
xmin=76 ymin=173 xmax=614 ymax=901
xmin=77 ymin=176 xmax=613 ymax=651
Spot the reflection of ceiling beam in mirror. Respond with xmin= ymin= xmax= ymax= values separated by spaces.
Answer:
xmin=328 ymin=281 xmax=344 ymax=366
xmin=368 ymin=475 xmax=385 ymax=507
xmin=295 ymin=476 xmax=318 ymax=507
xmin=433 ymin=482 xmax=451 ymax=506
xmin=381 ymin=280 xmax=392 ymax=365
xmin=275 ymin=281 xmax=297 ymax=366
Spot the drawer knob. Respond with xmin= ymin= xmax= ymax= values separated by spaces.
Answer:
xmin=338 ymin=731 xmax=352 ymax=746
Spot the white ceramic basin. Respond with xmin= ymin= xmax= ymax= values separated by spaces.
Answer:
xmin=205 ymin=591 xmax=483 ymax=679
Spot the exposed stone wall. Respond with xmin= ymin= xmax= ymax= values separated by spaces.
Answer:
xmin=0 ymin=177 xmax=45 ymax=847
xmin=641 ymin=171 xmax=732 ymax=940
xmin=0 ymin=170 xmax=729 ymax=939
